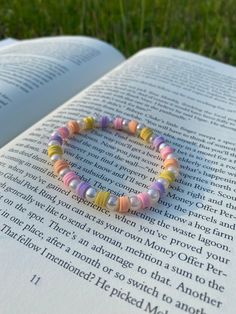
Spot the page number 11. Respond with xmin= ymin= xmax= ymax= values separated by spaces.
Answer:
xmin=30 ymin=274 xmax=41 ymax=285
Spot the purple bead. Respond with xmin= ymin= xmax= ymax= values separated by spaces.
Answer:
xmin=152 ymin=136 xmax=165 ymax=150
xmin=49 ymin=134 xmax=63 ymax=145
xmin=150 ymin=181 xmax=165 ymax=197
xmin=76 ymin=181 xmax=90 ymax=198
xmin=100 ymin=116 xmax=110 ymax=129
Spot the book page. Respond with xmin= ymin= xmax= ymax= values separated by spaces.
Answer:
xmin=0 ymin=36 xmax=124 ymax=147
xmin=0 ymin=48 xmax=235 ymax=314
xmin=0 ymin=38 xmax=18 ymax=48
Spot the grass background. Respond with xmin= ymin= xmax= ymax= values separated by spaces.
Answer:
xmin=0 ymin=0 xmax=235 ymax=64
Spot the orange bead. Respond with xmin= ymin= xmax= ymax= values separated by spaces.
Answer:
xmin=53 ymin=160 xmax=69 ymax=175
xmin=128 ymin=120 xmax=138 ymax=134
xmin=163 ymin=158 xmax=179 ymax=168
xmin=118 ymin=196 xmax=130 ymax=213
xmin=67 ymin=120 xmax=80 ymax=134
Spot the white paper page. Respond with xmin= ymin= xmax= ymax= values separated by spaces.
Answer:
xmin=0 ymin=36 xmax=124 ymax=147
xmin=0 ymin=48 xmax=235 ymax=314
xmin=0 ymin=38 xmax=18 ymax=48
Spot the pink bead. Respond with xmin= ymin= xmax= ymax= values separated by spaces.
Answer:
xmin=63 ymin=171 xmax=78 ymax=186
xmin=113 ymin=117 xmax=123 ymax=129
xmin=137 ymin=192 xmax=152 ymax=209
xmin=160 ymin=146 xmax=174 ymax=159
xmin=57 ymin=126 xmax=70 ymax=139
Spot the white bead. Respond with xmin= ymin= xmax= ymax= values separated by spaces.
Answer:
xmin=93 ymin=113 xmax=101 ymax=128
xmin=149 ymin=134 xmax=158 ymax=144
xmin=69 ymin=179 xmax=80 ymax=190
xmin=136 ymin=123 xmax=145 ymax=131
xmin=59 ymin=168 xmax=70 ymax=178
xmin=94 ymin=117 xmax=100 ymax=128
xmin=51 ymin=131 xmax=60 ymax=137
xmin=104 ymin=115 xmax=112 ymax=126
xmin=77 ymin=119 xmax=86 ymax=130
xmin=159 ymin=142 xmax=168 ymax=151
xmin=122 ymin=119 xmax=130 ymax=132
xmin=157 ymin=177 xmax=169 ymax=190
xmin=136 ymin=123 xmax=145 ymax=136
xmin=92 ymin=113 xmax=100 ymax=127
xmin=48 ymin=140 xmax=61 ymax=146
xmin=109 ymin=116 xmax=115 ymax=128
xmin=106 ymin=195 xmax=119 ymax=211
xmin=166 ymin=153 xmax=178 ymax=160
xmin=50 ymin=154 xmax=62 ymax=162
xmin=166 ymin=166 xmax=179 ymax=178
xmin=106 ymin=115 xmax=112 ymax=126
xmin=85 ymin=187 xmax=97 ymax=202
xmin=147 ymin=189 xmax=160 ymax=204
xmin=129 ymin=195 xmax=142 ymax=211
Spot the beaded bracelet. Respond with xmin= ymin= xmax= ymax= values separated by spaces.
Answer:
xmin=47 ymin=116 xmax=180 ymax=213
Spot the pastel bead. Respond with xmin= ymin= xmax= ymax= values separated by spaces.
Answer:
xmin=67 ymin=120 xmax=80 ymax=134
xmin=128 ymin=120 xmax=138 ymax=134
xmin=160 ymin=146 xmax=175 ymax=159
xmin=57 ymin=127 xmax=70 ymax=139
xmin=85 ymin=187 xmax=97 ymax=202
xmin=166 ymin=153 xmax=177 ymax=160
xmin=152 ymin=136 xmax=165 ymax=150
xmin=149 ymin=134 xmax=158 ymax=144
xmin=94 ymin=191 xmax=110 ymax=208
xmin=122 ymin=119 xmax=130 ymax=131
xmin=93 ymin=116 xmax=100 ymax=128
xmin=106 ymin=195 xmax=119 ymax=211
xmin=150 ymin=181 xmax=165 ymax=197
xmin=140 ymin=127 xmax=153 ymax=142
xmin=76 ymin=181 xmax=91 ymax=198
xmin=163 ymin=158 xmax=179 ymax=168
xmin=137 ymin=192 xmax=152 ymax=209
xmin=159 ymin=170 xmax=176 ymax=184
xmin=83 ymin=116 xmax=95 ymax=129
xmin=63 ymin=171 xmax=78 ymax=187
xmin=147 ymin=189 xmax=160 ymax=204
xmin=108 ymin=116 xmax=115 ymax=128
xmin=100 ymin=116 xmax=110 ymax=129
xmin=49 ymin=134 xmax=63 ymax=145
xmin=129 ymin=195 xmax=142 ymax=211
xmin=53 ymin=160 xmax=70 ymax=175
xmin=50 ymin=154 xmax=62 ymax=162
xmin=113 ymin=117 xmax=123 ymax=129
xmin=118 ymin=196 xmax=130 ymax=213
xmin=159 ymin=142 xmax=168 ymax=151
xmin=69 ymin=179 xmax=80 ymax=190
xmin=135 ymin=124 xmax=145 ymax=136
xmin=48 ymin=145 xmax=63 ymax=158
xmin=166 ymin=165 xmax=179 ymax=178
xmin=157 ymin=178 xmax=169 ymax=190
xmin=77 ymin=119 xmax=86 ymax=130
xmin=48 ymin=140 xmax=61 ymax=147
xmin=59 ymin=168 xmax=71 ymax=178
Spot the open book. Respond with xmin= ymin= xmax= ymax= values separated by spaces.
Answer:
xmin=0 ymin=36 xmax=235 ymax=314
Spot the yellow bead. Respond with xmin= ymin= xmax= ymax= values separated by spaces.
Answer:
xmin=48 ymin=145 xmax=63 ymax=158
xmin=140 ymin=127 xmax=153 ymax=142
xmin=159 ymin=170 xmax=176 ymax=184
xmin=83 ymin=116 xmax=95 ymax=130
xmin=94 ymin=191 xmax=110 ymax=208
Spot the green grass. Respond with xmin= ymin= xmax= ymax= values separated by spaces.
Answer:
xmin=0 ymin=0 xmax=236 ymax=64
